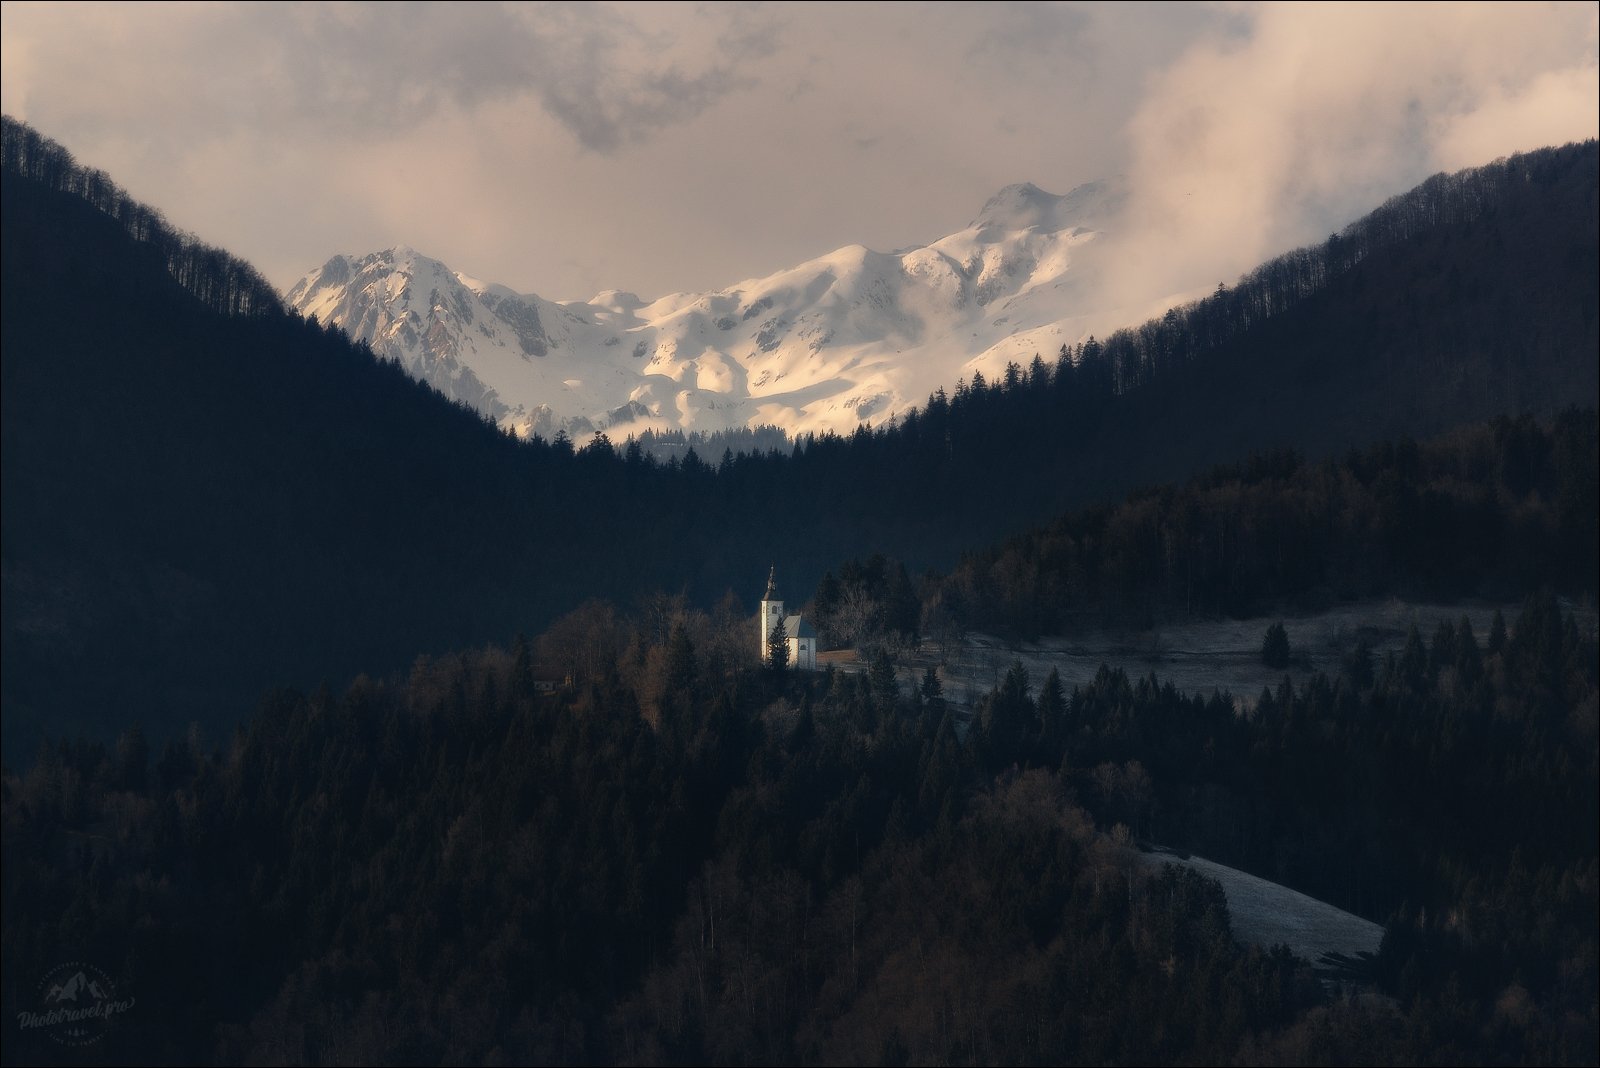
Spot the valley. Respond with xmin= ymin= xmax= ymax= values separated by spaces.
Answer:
xmin=1 ymin=104 xmax=1594 ymax=1066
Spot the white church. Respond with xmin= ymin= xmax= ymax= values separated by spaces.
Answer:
xmin=758 ymin=567 xmax=817 ymax=670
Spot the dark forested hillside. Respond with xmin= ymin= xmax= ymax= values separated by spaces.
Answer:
xmin=1 ymin=117 xmax=280 ymax=319
xmin=3 ymin=593 xmax=1593 ymax=1064
xmin=3 ymin=117 xmax=1596 ymax=757
xmin=1 ymin=168 xmax=544 ymax=754
xmin=920 ymin=413 xmax=1598 ymax=639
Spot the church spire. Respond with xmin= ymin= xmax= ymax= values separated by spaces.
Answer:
xmin=764 ymin=565 xmax=778 ymax=600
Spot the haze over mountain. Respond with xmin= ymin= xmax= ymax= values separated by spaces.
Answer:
xmin=287 ymin=180 xmax=1140 ymax=438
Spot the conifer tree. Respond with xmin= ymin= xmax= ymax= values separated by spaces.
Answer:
xmin=768 ymin=615 xmax=789 ymax=673
xmin=1261 ymin=622 xmax=1292 ymax=669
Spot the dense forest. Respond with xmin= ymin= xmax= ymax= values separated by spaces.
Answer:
xmin=797 ymin=412 xmax=1598 ymax=654
xmin=4 ymin=116 xmax=1596 ymax=755
xmin=3 ymin=589 xmax=1593 ymax=1064
xmin=908 ymin=411 xmax=1598 ymax=641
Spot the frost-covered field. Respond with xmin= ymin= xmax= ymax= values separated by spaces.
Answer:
xmin=900 ymin=599 xmax=1594 ymax=977
xmin=919 ymin=600 xmax=1543 ymax=711
xmin=1138 ymin=847 xmax=1385 ymax=971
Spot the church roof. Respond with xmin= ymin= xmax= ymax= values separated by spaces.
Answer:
xmin=782 ymin=614 xmax=816 ymax=639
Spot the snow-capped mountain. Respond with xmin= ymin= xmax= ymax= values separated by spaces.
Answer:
xmin=287 ymin=179 xmax=1131 ymax=439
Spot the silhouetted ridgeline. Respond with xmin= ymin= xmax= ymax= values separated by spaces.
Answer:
xmin=1091 ymin=143 xmax=1598 ymax=394
xmin=3 ymin=152 xmax=539 ymax=757
xmin=1 ymin=116 xmax=281 ymax=318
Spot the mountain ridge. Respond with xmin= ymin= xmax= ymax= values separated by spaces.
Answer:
xmin=287 ymin=177 xmax=1131 ymax=440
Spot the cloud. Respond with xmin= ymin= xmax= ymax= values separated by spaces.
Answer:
xmin=531 ymin=41 xmax=750 ymax=153
xmin=1435 ymin=60 xmax=1600 ymax=170
xmin=499 ymin=2 xmax=775 ymax=152
xmin=2 ymin=1 xmax=775 ymax=154
xmin=1104 ymin=2 xmax=1600 ymax=316
xmin=964 ymin=1 xmax=1091 ymax=67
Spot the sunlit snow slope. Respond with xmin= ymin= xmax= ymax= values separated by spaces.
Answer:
xmin=287 ymin=180 xmax=1133 ymax=438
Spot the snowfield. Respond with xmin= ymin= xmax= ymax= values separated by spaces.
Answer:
xmin=286 ymin=179 xmax=1175 ymax=440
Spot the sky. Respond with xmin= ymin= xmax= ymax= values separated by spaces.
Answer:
xmin=2 ymin=1 xmax=1596 ymax=307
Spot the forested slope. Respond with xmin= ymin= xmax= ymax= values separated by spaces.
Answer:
xmin=3 ymin=117 xmax=1594 ymax=755
xmin=3 ymin=592 xmax=1592 ymax=1064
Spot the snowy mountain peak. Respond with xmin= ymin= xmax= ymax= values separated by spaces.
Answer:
xmin=971 ymin=181 xmax=1062 ymax=231
xmin=969 ymin=178 xmax=1126 ymax=235
xmin=589 ymin=289 xmax=645 ymax=314
xmin=289 ymin=176 xmax=1137 ymax=440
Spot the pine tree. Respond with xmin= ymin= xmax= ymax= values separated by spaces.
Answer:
xmin=1037 ymin=667 xmax=1067 ymax=760
xmin=1488 ymin=609 xmax=1508 ymax=655
xmin=511 ymin=632 xmax=535 ymax=699
xmin=1261 ymin=622 xmax=1291 ymax=669
xmin=869 ymin=648 xmax=899 ymax=706
xmin=978 ymin=661 xmax=1034 ymax=770
xmin=768 ymin=615 xmax=789 ymax=673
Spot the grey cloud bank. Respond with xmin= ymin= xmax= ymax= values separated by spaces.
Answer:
xmin=2 ymin=1 xmax=1595 ymax=316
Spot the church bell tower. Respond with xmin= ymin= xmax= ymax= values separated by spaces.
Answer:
xmin=758 ymin=566 xmax=783 ymax=661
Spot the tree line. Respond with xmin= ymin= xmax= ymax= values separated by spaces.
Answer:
xmin=1 ymin=116 xmax=281 ymax=318
xmin=921 ymin=411 xmax=1597 ymax=639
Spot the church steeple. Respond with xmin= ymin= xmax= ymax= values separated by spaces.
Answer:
xmin=755 ymin=565 xmax=815 ymax=670
xmin=759 ymin=566 xmax=785 ymax=663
